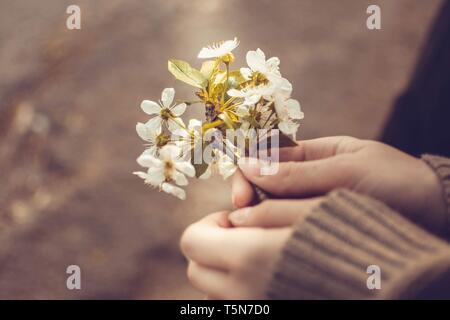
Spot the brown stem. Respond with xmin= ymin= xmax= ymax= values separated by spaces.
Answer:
xmin=251 ymin=184 xmax=269 ymax=204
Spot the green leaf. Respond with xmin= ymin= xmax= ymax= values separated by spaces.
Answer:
xmin=213 ymin=70 xmax=245 ymax=86
xmin=168 ymin=59 xmax=207 ymax=89
xmin=200 ymin=60 xmax=218 ymax=79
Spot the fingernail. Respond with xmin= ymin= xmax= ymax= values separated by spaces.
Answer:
xmin=238 ymin=158 xmax=261 ymax=177
xmin=229 ymin=207 xmax=251 ymax=226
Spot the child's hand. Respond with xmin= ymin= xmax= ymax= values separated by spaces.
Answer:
xmin=232 ymin=136 xmax=446 ymax=233
xmin=180 ymin=211 xmax=290 ymax=299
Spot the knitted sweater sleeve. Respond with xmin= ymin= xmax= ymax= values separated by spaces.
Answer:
xmin=267 ymin=189 xmax=450 ymax=299
xmin=422 ymin=155 xmax=450 ymax=235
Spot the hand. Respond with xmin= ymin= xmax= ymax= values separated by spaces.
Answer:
xmin=180 ymin=211 xmax=293 ymax=299
xmin=232 ymin=136 xmax=446 ymax=233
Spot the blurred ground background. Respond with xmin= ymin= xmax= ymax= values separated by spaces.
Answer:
xmin=0 ymin=0 xmax=443 ymax=298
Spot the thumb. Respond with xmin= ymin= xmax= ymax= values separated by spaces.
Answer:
xmin=229 ymin=198 xmax=323 ymax=228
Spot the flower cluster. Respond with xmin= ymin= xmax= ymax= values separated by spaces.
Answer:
xmin=134 ymin=37 xmax=304 ymax=199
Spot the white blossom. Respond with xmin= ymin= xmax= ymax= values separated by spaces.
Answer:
xmin=198 ymin=37 xmax=239 ymax=59
xmin=140 ymin=88 xmax=186 ymax=133
xmin=228 ymin=84 xmax=274 ymax=106
xmin=134 ymin=40 xmax=305 ymax=200
xmin=174 ymin=119 xmax=203 ymax=158
xmin=275 ymin=98 xmax=304 ymax=135
xmin=240 ymin=48 xmax=281 ymax=82
xmin=136 ymin=122 xmax=170 ymax=155
xmin=200 ymin=149 xmax=237 ymax=180
xmin=133 ymin=145 xmax=195 ymax=200
xmin=263 ymin=77 xmax=303 ymax=135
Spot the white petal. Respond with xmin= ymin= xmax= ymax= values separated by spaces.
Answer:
xmin=255 ymin=48 xmax=266 ymax=61
xmin=273 ymin=97 xmax=286 ymax=118
xmin=146 ymin=146 xmax=158 ymax=156
xmin=136 ymin=122 xmax=150 ymax=141
xmin=181 ymin=145 xmax=194 ymax=161
xmin=146 ymin=167 xmax=165 ymax=185
xmin=173 ymin=171 xmax=188 ymax=186
xmin=253 ymin=84 xmax=275 ymax=96
xmin=278 ymin=120 xmax=299 ymax=135
xmin=218 ymin=157 xmax=237 ymax=179
xmin=243 ymin=95 xmax=261 ymax=106
xmin=266 ymin=56 xmax=280 ymax=70
xmin=167 ymin=117 xmax=184 ymax=133
xmin=240 ymin=67 xmax=252 ymax=80
xmin=246 ymin=49 xmax=266 ymax=71
xmin=175 ymin=160 xmax=195 ymax=177
xmin=235 ymin=105 xmax=250 ymax=117
xmin=171 ymin=103 xmax=186 ymax=116
xmin=276 ymin=78 xmax=293 ymax=98
xmin=198 ymin=37 xmax=239 ymax=59
xmin=137 ymin=153 xmax=160 ymax=167
xmin=162 ymin=183 xmax=186 ymax=200
xmin=285 ymin=99 xmax=304 ymax=120
xmin=197 ymin=48 xmax=215 ymax=59
xmin=136 ymin=122 xmax=159 ymax=142
xmin=141 ymin=100 xmax=161 ymax=115
xmin=172 ymin=127 xmax=189 ymax=138
xmin=141 ymin=148 xmax=155 ymax=156
xmin=188 ymin=119 xmax=202 ymax=131
xmin=161 ymin=88 xmax=175 ymax=107
xmin=221 ymin=37 xmax=240 ymax=53
xmin=227 ymin=88 xmax=245 ymax=98
xmin=199 ymin=164 xmax=212 ymax=179
xmin=145 ymin=116 xmax=162 ymax=132
xmin=159 ymin=145 xmax=181 ymax=160
xmin=267 ymin=72 xmax=283 ymax=84
xmin=133 ymin=171 xmax=148 ymax=180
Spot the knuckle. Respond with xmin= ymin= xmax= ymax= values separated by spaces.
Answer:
xmin=179 ymin=225 xmax=196 ymax=256
xmin=330 ymin=155 xmax=360 ymax=188
xmin=186 ymin=262 xmax=196 ymax=283
xmin=279 ymin=162 xmax=298 ymax=194
xmin=338 ymin=135 xmax=357 ymax=141
xmin=335 ymin=136 xmax=361 ymax=153
xmin=364 ymin=140 xmax=387 ymax=151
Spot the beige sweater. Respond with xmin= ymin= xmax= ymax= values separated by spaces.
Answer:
xmin=268 ymin=155 xmax=450 ymax=299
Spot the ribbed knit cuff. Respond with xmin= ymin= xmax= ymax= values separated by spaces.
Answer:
xmin=422 ymin=155 xmax=450 ymax=233
xmin=267 ymin=189 xmax=450 ymax=299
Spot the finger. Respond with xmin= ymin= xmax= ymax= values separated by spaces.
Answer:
xmin=231 ymin=136 xmax=360 ymax=204
xmin=238 ymin=155 xmax=353 ymax=197
xmin=197 ymin=210 xmax=233 ymax=228
xmin=181 ymin=212 xmax=260 ymax=269
xmin=180 ymin=212 xmax=230 ymax=269
xmin=229 ymin=198 xmax=323 ymax=227
xmin=187 ymin=261 xmax=230 ymax=299
xmin=278 ymin=136 xmax=362 ymax=162
xmin=231 ymin=169 xmax=255 ymax=208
